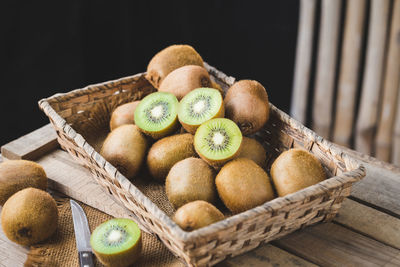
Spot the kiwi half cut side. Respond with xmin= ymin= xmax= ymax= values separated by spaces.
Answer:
xmin=194 ymin=118 xmax=242 ymax=167
xmin=134 ymin=92 xmax=179 ymax=139
xmin=90 ymin=218 xmax=142 ymax=267
xmin=178 ymin=88 xmax=224 ymax=134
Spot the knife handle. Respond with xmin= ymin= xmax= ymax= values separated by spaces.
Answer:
xmin=79 ymin=251 xmax=94 ymax=267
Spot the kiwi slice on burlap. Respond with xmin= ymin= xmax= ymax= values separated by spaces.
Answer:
xmin=194 ymin=118 xmax=242 ymax=167
xmin=134 ymin=92 xmax=179 ymax=139
xmin=90 ymin=218 xmax=142 ymax=267
xmin=178 ymin=88 xmax=224 ymax=134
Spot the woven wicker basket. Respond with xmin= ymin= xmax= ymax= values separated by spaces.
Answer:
xmin=39 ymin=63 xmax=366 ymax=267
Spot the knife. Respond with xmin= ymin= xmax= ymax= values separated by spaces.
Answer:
xmin=70 ymin=199 xmax=95 ymax=267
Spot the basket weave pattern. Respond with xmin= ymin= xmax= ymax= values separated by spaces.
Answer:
xmin=39 ymin=64 xmax=365 ymax=267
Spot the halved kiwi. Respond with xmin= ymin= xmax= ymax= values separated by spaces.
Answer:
xmin=178 ymin=88 xmax=224 ymax=134
xmin=90 ymin=218 xmax=142 ymax=267
xmin=194 ymin=118 xmax=242 ymax=167
xmin=134 ymin=92 xmax=179 ymax=139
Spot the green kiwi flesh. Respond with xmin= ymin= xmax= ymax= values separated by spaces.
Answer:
xmin=134 ymin=92 xmax=179 ymax=139
xmin=110 ymin=101 xmax=140 ymax=131
xmin=194 ymin=118 xmax=242 ymax=167
xmin=158 ymin=65 xmax=212 ymax=100
xmin=90 ymin=218 xmax=142 ymax=267
xmin=238 ymin=137 xmax=267 ymax=168
xmin=216 ymin=158 xmax=275 ymax=213
xmin=173 ymin=200 xmax=224 ymax=231
xmin=270 ymin=148 xmax=326 ymax=197
xmin=0 ymin=160 xmax=47 ymax=206
xmin=166 ymin=157 xmax=216 ymax=209
xmin=178 ymin=88 xmax=224 ymax=134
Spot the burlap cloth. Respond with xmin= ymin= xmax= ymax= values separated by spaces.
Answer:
xmin=25 ymin=198 xmax=185 ymax=267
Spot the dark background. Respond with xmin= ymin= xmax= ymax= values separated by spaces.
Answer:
xmin=1 ymin=1 xmax=299 ymax=146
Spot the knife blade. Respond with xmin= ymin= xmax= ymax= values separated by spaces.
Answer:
xmin=70 ymin=199 xmax=95 ymax=267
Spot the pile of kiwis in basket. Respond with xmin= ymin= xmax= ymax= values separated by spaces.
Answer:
xmin=103 ymin=44 xmax=327 ymax=232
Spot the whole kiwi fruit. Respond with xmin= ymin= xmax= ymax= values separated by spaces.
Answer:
xmin=216 ymin=158 xmax=275 ymax=213
xmin=147 ymin=133 xmax=196 ymax=181
xmin=90 ymin=218 xmax=142 ymax=267
xmin=238 ymin=137 xmax=267 ymax=168
xmin=146 ymin=44 xmax=204 ymax=88
xmin=166 ymin=157 xmax=216 ymax=209
xmin=0 ymin=160 xmax=47 ymax=205
xmin=158 ymin=65 xmax=212 ymax=100
xmin=225 ymin=80 xmax=269 ymax=135
xmin=173 ymin=200 xmax=224 ymax=231
xmin=101 ymin=125 xmax=148 ymax=179
xmin=270 ymin=148 xmax=326 ymax=197
xmin=1 ymin=188 xmax=58 ymax=246
xmin=110 ymin=101 xmax=140 ymax=131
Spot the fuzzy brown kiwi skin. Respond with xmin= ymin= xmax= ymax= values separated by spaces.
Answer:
xmin=173 ymin=200 xmax=224 ymax=231
xmin=110 ymin=101 xmax=140 ymax=131
xmin=225 ymin=80 xmax=269 ymax=135
xmin=1 ymin=188 xmax=58 ymax=246
xmin=147 ymin=133 xmax=197 ymax=182
xmin=216 ymin=158 xmax=275 ymax=213
xmin=158 ymin=65 xmax=212 ymax=100
xmin=211 ymin=81 xmax=225 ymax=96
xmin=146 ymin=45 xmax=204 ymax=88
xmin=101 ymin=125 xmax=148 ymax=179
xmin=238 ymin=137 xmax=267 ymax=168
xmin=165 ymin=157 xmax=217 ymax=209
xmin=0 ymin=160 xmax=47 ymax=206
xmin=270 ymin=149 xmax=326 ymax=197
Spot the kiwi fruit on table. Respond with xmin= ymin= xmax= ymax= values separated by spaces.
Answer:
xmin=134 ymin=92 xmax=179 ymax=139
xmin=1 ymin=188 xmax=58 ymax=246
xmin=216 ymin=158 xmax=275 ymax=213
xmin=166 ymin=157 xmax=216 ymax=209
xmin=270 ymin=148 xmax=326 ymax=197
xmin=101 ymin=125 xmax=148 ymax=179
xmin=238 ymin=137 xmax=267 ymax=168
xmin=194 ymin=118 xmax=242 ymax=167
xmin=90 ymin=218 xmax=142 ymax=267
xmin=225 ymin=80 xmax=269 ymax=135
xmin=158 ymin=65 xmax=212 ymax=100
xmin=173 ymin=200 xmax=224 ymax=231
xmin=146 ymin=44 xmax=204 ymax=88
xmin=178 ymin=88 xmax=225 ymax=134
xmin=0 ymin=160 xmax=47 ymax=205
xmin=110 ymin=101 xmax=140 ymax=131
xmin=147 ymin=133 xmax=196 ymax=182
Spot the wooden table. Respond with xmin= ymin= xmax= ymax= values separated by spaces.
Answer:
xmin=1 ymin=124 xmax=400 ymax=267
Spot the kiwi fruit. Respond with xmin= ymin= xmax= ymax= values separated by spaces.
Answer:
xmin=211 ymin=81 xmax=224 ymax=96
xmin=0 ymin=160 xmax=47 ymax=206
xmin=158 ymin=65 xmax=212 ymax=100
xmin=91 ymin=218 xmax=142 ymax=267
xmin=216 ymin=158 xmax=275 ymax=213
xmin=238 ymin=137 xmax=267 ymax=168
xmin=134 ymin=92 xmax=179 ymax=139
xmin=173 ymin=200 xmax=224 ymax=231
xmin=110 ymin=101 xmax=140 ymax=131
xmin=178 ymin=88 xmax=225 ymax=134
xmin=147 ymin=133 xmax=196 ymax=181
xmin=194 ymin=118 xmax=242 ymax=167
xmin=270 ymin=148 xmax=326 ymax=197
xmin=101 ymin=125 xmax=148 ymax=179
xmin=146 ymin=44 xmax=204 ymax=88
xmin=1 ymin=188 xmax=58 ymax=246
xmin=166 ymin=157 xmax=216 ymax=209
xmin=225 ymin=80 xmax=269 ymax=135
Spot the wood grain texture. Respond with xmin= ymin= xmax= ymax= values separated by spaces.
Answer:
xmin=291 ymin=0 xmax=317 ymax=124
xmin=356 ymin=0 xmax=391 ymax=155
xmin=0 ymin=124 xmax=58 ymax=160
xmin=274 ymin=223 xmax=400 ymax=267
xmin=375 ymin=0 xmax=400 ymax=162
xmin=393 ymin=83 xmax=400 ymax=166
xmin=333 ymin=0 xmax=366 ymax=147
xmin=312 ymin=0 xmax=342 ymax=139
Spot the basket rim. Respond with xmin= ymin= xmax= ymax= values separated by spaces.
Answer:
xmin=38 ymin=64 xmax=366 ymax=244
